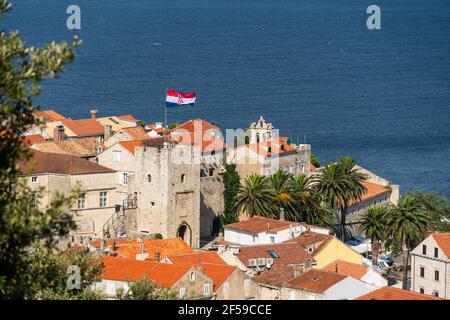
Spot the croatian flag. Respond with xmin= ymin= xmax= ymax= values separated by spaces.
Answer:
xmin=166 ymin=89 xmax=197 ymax=108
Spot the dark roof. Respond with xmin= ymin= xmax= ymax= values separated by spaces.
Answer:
xmin=19 ymin=150 xmax=115 ymax=175
xmin=283 ymin=269 xmax=347 ymax=294
xmin=254 ymin=265 xmax=297 ymax=287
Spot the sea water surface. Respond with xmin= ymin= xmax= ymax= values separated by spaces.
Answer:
xmin=4 ymin=0 xmax=450 ymax=198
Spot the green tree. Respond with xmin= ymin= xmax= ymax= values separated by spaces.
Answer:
xmin=269 ymin=169 xmax=294 ymax=216
xmin=29 ymin=247 xmax=103 ymax=300
xmin=385 ymin=196 xmax=430 ymax=289
xmin=406 ymin=190 xmax=450 ymax=232
xmin=314 ymin=157 xmax=367 ymax=241
xmin=358 ymin=206 xmax=387 ymax=265
xmin=234 ymin=174 xmax=276 ymax=218
xmin=118 ymin=277 xmax=178 ymax=300
xmin=0 ymin=0 xmax=81 ymax=298
xmin=288 ymin=174 xmax=335 ymax=228
xmin=219 ymin=164 xmax=240 ymax=228
xmin=310 ymin=154 xmax=321 ymax=168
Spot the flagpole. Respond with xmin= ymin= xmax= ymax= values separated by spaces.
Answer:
xmin=164 ymin=88 xmax=168 ymax=128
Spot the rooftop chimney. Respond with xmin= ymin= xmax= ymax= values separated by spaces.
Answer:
xmin=155 ymin=252 xmax=161 ymax=262
xmin=54 ymin=124 xmax=65 ymax=141
xmin=279 ymin=208 xmax=285 ymax=221
xmin=90 ymin=109 xmax=98 ymax=120
xmin=104 ymin=124 xmax=112 ymax=140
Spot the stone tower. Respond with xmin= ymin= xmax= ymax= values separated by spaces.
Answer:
xmin=249 ymin=116 xmax=273 ymax=144
xmin=134 ymin=141 xmax=201 ymax=248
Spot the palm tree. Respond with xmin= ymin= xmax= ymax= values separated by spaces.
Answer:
xmin=386 ymin=196 xmax=430 ymax=289
xmin=358 ymin=206 xmax=387 ymax=265
xmin=234 ymin=174 xmax=276 ymax=218
xmin=288 ymin=174 xmax=335 ymax=228
xmin=314 ymin=157 xmax=367 ymax=241
xmin=268 ymin=169 xmax=294 ymax=217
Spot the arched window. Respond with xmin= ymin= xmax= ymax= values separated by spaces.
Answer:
xmin=147 ymin=174 xmax=152 ymax=182
xmin=181 ymin=174 xmax=186 ymax=183
xmin=256 ymin=133 xmax=260 ymax=143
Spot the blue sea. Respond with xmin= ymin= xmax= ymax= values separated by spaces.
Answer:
xmin=4 ymin=0 xmax=450 ymax=198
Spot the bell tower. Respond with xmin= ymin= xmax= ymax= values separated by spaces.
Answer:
xmin=249 ymin=116 xmax=273 ymax=144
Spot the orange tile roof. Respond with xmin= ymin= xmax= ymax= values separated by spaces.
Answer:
xmin=19 ymin=150 xmax=115 ymax=175
xmin=356 ymin=286 xmax=442 ymax=300
xmin=310 ymin=163 xmax=317 ymax=172
xmin=117 ymin=114 xmax=140 ymax=122
xmin=171 ymin=119 xmax=226 ymax=153
xmin=245 ymin=138 xmax=297 ymax=157
xmin=322 ymin=260 xmax=368 ymax=279
xmin=167 ymin=251 xmax=228 ymax=266
xmin=147 ymin=123 xmax=165 ymax=134
xmin=283 ymin=269 xmax=347 ymax=294
xmin=118 ymin=140 xmax=143 ymax=155
xmin=283 ymin=231 xmax=332 ymax=248
xmin=200 ymin=264 xmax=236 ymax=292
xmin=101 ymin=256 xmax=191 ymax=288
xmin=61 ymin=118 xmax=105 ymax=137
xmin=121 ymin=126 xmax=150 ymax=140
xmin=89 ymin=237 xmax=194 ymax=260
xmin=348 ymin=181 xmax=390 ymax=206
xmin=23 ymin=134 xmax=46 ymax=145
xmin=236 ymin=242 xmax=315 ymax=267
xmin=225 ymin=216 xmax=300 ymax=234
xmin=34 ymin=109 xmax=66 ymax=122
xmin=431 ymin=233 xmax=450 ymax=258
xmin=254 ymin=264 xmax=297 ymax=287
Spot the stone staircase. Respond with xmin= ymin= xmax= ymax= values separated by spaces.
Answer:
xmin=102 ymin=205 xmax=126 ymax=239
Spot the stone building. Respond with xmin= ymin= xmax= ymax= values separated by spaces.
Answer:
xmin=410 ymin=233 xmax=450 ymax=299
xmin=19 ymin=150 xmax=130 ymax=243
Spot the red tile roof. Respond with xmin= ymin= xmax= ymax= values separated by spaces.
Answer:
xmin=356 ymin=286 xmax=442 ymax=300
xmin=167 ymin=251 xmax=228 ymax=266
xmin=19 ymin=150 xmax=115 ymax=175
xmin=121 ymin=126 xmax=150 ymax=140
xmin=283 ymin=231 xmax=332 ymax=248
xmin=117 ymin=114 xmax=140 ymax=122
xmin=431 ymin=233 xmax=450 ymax=258
xmin=225 ymin=216 xmax=300 ymax=234
xmin=283 ymin=269 xmax=347 ymax=294
xmin=199 ymin=264 xmax=236 ymax=292
xmin=171 ymin=119 xmax=226 ymax=153
xmin=236 ymin=242 xmax=315 ymax=267
xmin=23 ymin=134 xmax=46 ymax=145
xmin=101 ymin=256 xmax=191 ymax=288
xmin=322 ymin=260 xmax=369 ymax=279
xmin=349 ymin=181 xmax=390 ymax=206
xmin=118 ymin=140 xmax=144 ymax=155
xmin=34 ymin=109 xmax=66 ymax=122
xmin=32 ymin=138 xmax=104 ymax=157
xmin=89 ymin=237 xmax=194 ymax=260
xmin=245 ymin=138 xmax=297 ymax=157
xmin=61 ymin=118 xmax=105 ymax=137
xmin=254 ymin=264 xmax=297 ymax=287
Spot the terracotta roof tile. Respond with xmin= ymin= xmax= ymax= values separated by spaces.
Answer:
xmin=431 ymin=233 xmax=450 ymax=258
xmin=254 ymin=264 xmax=297 ymax=287
xmin=244 ymin=138 xmax=297 ymax=157
xmin=199 ymin=264 xmax=236 ymax=292
xmin=118 ymin=140 xmax=143 ymax=155
xmin=90 ymin=237 xmax=194 ymax=259
xmin=356 ymin=286 xmax=442 ymax=300
xmin=283 ymin=269 xmax=347 ymax=294
xmin=168 ymin=252 xmax=228 ymax=266
xmin=236 ymin=242 xmax=314 ymax=267
xmin=34 ymin=109 xmax=66 ymax=122
xmin=171 ymin=119 xmax=226 ymax=153
xmin=117 ymin=114 xmax=140 ymax=122
xmin=32 ymin=138 xmax=103 ymax=157
xmin=101 ymin=256 xmax=191 ymax=288
xmin=122 ymin=126 xmax=150 ymax=140
xmin=311 ymin=236 xmax=335 ymax=257
xmin=225 ymin=216 xmax=300 ymax=235
xmin=60 ymin=119 xmax=105 ymax=137
xmin=322 ymin=260 xmax=369 ymax=279
xmin=349 ymin=181 xmax=390 ymax=206
xmin=23 ymin=134 xmax=46 ymax=145
xmin=19 ymin=150 xmax=115 ymax=175
xmin=283 ymin=231 xmax=332 ymax=248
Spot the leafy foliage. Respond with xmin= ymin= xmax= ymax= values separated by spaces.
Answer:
xmin=0 ymin=1 xmax=82 ymax=299
xmin=219 ymin=164 xmax=241 ymax=228
xmin=310 ymin=154 xmax=320 ymax=168
xmin=118 ymin=277 xmax=178 ymax=300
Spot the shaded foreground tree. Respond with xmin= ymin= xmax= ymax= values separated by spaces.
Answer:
xmin=117 ymin=277 xmax=178 ymax=300
xmin=219 ymin=164 xmax=240 ymax=228
xmin=0 ymin=0 xmax=82 ymax=298
xmin=234 ymin=174 xmax=276 ymax=218
xmin=358 ymin=206 xmax=387 ymax=265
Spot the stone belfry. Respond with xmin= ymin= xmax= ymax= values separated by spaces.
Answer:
xmin=249 ymin=116 xmax=273 ymax=144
